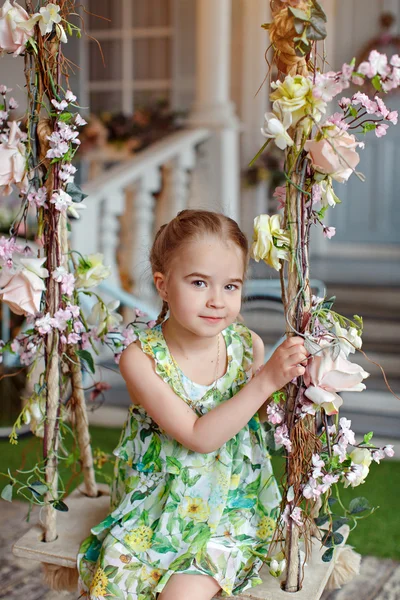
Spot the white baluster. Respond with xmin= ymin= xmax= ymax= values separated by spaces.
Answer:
xmin=131 ymin=168 xmax=161 ymax=301
xmin=155 ymin=148 xmax=196 ymax=230
xmin=100 ymin=190 xmax=125 ymax=287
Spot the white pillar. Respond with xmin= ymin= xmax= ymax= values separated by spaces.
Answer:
xmin=240 ymin=0 xmax=272 ymax=241
xmin=189 ymin=0 xmax=240 ymax=222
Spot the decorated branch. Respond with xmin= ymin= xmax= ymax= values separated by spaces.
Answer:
xmin=0 ymin=0 xmax=160 ymax=545
xmin=250 ymin=0 xmax=399 ymax=592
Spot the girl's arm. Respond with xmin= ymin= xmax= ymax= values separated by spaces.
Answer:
xmin=119 ymin=337 xmax=307 ymax=454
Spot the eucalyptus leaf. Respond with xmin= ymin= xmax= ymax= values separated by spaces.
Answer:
xmin=349 ymin=497 xmax=371 ymax=515
xmin=65 ymin=182 xmax=88 ymax=203
xmin=76 ymin=349 xmax=95 ymax=374
xmin=51 ymin=499 xmax=69 ymax=512
xmin=307 ymin=15 xmax=327 ymax=41
xmin=314 ymin=514 xmax=329 ymax=526
xmin=1 ymin=483 xmax=13 ymax=503
xmin=322 ymin=547 xmax=334 ymax=562
xmin=332 ymin=517 xmax=350 ymax=532
xmin=289 ymin=7 xmax=310 ymax=21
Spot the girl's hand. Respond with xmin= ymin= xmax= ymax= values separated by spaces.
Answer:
xmin=260 ymin=336 xmax=309 ymax=393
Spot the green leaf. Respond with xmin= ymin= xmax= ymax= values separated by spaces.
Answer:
xmin=1 ymin=483 xmax=13 ymax=502
xmin=142 ymin=435 xmax=161 ymax=468
xmin=349 ymin=497 xmax=371 ymax=514
xmin=164 ymin=502 xmax=178 ymax=513
xmin=372 ymin=75 xmax=382 ymax=92
xmin=362 ymin=123 xmax=377 ymax=134
xmin=104 ymin=565 xmax=119 ymax=578
xmin=363 ymin=432 xmax=374 ymax=444
xmin=314 ymin=514 xmax=329 ymax=526
xmin=151 ymin=534 xmax=178 ymax=554
xmin=349 ymin=106 xmax=358 ymax=118
xmin=168 ymin=552 xmax=194 ymax=571
xmin=130 ymin=490 xmax=146 ymax=502
xmin=76 ymin=349 xmax=95 ymax=374
xmin=289 ymin=7 xmax=310 ymax=20
xmin=58 ymin=112 xmax=73 ymax=123
xmin=322 ymin=531 xmax=344 ymax=548
xmin=322 ymin=547 xmax=334 ymax=562
xmin=51 ymin=499 xmax=69 ymax=512
xmin=181 ymin=467 xmax=190 ymax=486
xmin=106 ymin=581 xmax=126 ymax=599
xmin=328 ymin=497 xmax=337 ymax=507
xmin=139 ymin=427 xmax=153 ymax=443
xmin=188 ymin=473 xmax=201 ymax=487
xmin=29 ymin=480 xmax=48 ymax=495
xmin=332 ymin=517 xmax=350 ymax=532
xmin=166 ymin=456 xmax=182 ymax=475
xmin=65 ymin=182 xmax=88 ymax=203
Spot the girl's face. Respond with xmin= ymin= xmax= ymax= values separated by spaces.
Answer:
xmin=154 ymin=234 xmax=245 ymax=337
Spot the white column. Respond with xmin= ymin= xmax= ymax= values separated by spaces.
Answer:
xmin=240 ymin=0 xmax=272 ymax=241
xmin=189 ymin=0 xmax=240 ymax=221
xmin=100 ymin=190 xmax=126 ymax=288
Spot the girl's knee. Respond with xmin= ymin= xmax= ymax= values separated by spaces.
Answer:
xmin=158 ymin=573 xmax=221 ymax=600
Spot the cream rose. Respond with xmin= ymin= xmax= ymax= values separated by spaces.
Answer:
xmin=0 ymin=0 xmax=34 ymax=56
xmin=270 ymin=74 xmax=326 ymax=127
xmin=75 ymin=253 xmax=111 ymax=289
xmin=251 ymin=214 xmax=290 ymax=271
xmin=347 ymin=448 xmax=372 ymax=487
xmin=0 ymin=120 xmax=28 ymax=195
xmin=304 ymin=126 xmax=362 ymax=183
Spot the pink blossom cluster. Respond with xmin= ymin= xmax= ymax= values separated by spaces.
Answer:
xmin=274 ymin=423 xmax=292 ymax=453
xmin=27 ymin=186 xmax=48 ymax=209
xmin=282 ymin=505 xmax=303 ymax=528
xmin=46 ymin=121 xmax=80 ymax=159
xmin=34 ymin=303 xmax=84 ymax=345
xmin=51 ymin=266 xmax=75 ymax=296
xmin=0 ymin=236 xmax=24 ymax=267
xmin=302 ymin=453 xmax=340 ymax=501
xmin=10 ymin=333 xmax=41 ymax=366
xmin=267 ymin=401 xmax=285 ymax=425
xmin=332 ymin=417 xmax=356 ymax=462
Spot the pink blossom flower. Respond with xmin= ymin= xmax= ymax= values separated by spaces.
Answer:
xmin=375 ymin=124 xmax=389 ymax=138
xmin=390 ymin=55 xmax=400 ymax=68
xmin=351 ymin=92 xmax=378 ymax=115
xmin=65 ymin=90 xmax=76 ymax=103
xmin=274 ymin=424 xmax=292 ymax=453
xmin=326 ymin=112 xmax=349 ymax=130
xmin=338 ymin=63 xmax=353 ymax=88
xmin=35 ymin=313 xmax=53 ymax=335
xmin=50 ymin=189 xmax=73 ymax=211
xmin=61 ymin=272 xmax=75 ymax=296
xmin=267 ymin=403 xmax=285 ymax=425
xmin=303 ymin=478 xmax=323 ymax=500
xmin=321 ymin=473 xmax=339 ymax=493
xmin=46 ymin=131 xmax=69 ymax=159
xmin=75 ymin=114 xmax=87 ymax=127
xmin=81 ymin=331 xmax=92 ymax=350
xmin=74 ymin=320 xmax=84 ymax=333
xmin=333 ymin=441 xmax=347 ymax=463
xmin=67 ymin=332 xmax=80 ymax=344
xmin=311 ymin=453 xmax=325 ymax=478
xmin=27 ymin=186 xmax=48 ymax=208
xmin=313 ymin=72 xmax=344 ymax=102
xmin=8 ymin=97 xmax=18 ymax=109
xmin=0 ymin=236 xmax=23 ymax=264
xmin=345 ymin=463 xmax=365 ymax=486
xmin=0 ymin=110 xmax=8 ymax=121
xmin=387 ymin=110 xmax=398 ymax=125
xmin=122 ymin=326 xmax=137 ymax=347
xmin=368 ymin=50 xmax=389 ymax=77
xmin=304 ymin=127 xmax=362 ymax=183
xmin=51 ymin=308 xmax=72 ymax=331
xmin=384 ymin=445 xmax=395 ymax=458
xmin=338 ymin=97 xmax=351 ymax=109
xmin=59 ymin=163 xmax=77 ymax=183
xmin=66 ymin=303 xmax=80 ymax=318
xmin=0 ymin=85 xmax=12 ymax=94
xmin=290 ymin=507 xmax=303 ymax=527
xmin=147 ymin=319 xmax=157 ymax=328
xmin=357 ymin=61 xmax=375 ymax=78
xmin=339 ymin=417 xmax=356 ymax=445
xmin=51 ymin=99 xmax=68 ymax=112
xmin=323 ymin=226 xmax=336 ymax=239
xmin=372 ymin=449 xmax=385 ymax=464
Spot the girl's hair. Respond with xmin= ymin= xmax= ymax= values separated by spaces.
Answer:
xmin=150 ymin=209 xmax=249 ymax=325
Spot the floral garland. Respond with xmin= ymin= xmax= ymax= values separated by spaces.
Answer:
xmin=250 ymin=0 xmax=399 ymax=589
xmin=0 ymin=1 xmax=157 ymax=538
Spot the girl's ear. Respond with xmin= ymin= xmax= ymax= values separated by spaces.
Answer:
xmin=153 ymin=271 xmax=168 ymax=301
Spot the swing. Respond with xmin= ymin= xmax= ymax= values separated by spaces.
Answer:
xmin=6 ymin=0 xmax=383 ymax=597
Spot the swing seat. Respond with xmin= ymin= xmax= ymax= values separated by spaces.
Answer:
xmin=12 ymin=484 xmax=110 ymax=568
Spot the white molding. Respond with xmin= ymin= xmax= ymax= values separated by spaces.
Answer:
xmin=318 ymin=242 xmax=400 ymax=260
xmin=87 ymin=27 xmax=174 ymax=40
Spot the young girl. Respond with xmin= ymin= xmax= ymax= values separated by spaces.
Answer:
xmin=77 ymin=210 xmax=307 ymax=600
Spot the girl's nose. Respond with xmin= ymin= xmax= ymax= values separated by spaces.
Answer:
xmin=207 ymin=289 xmax=225 ymax=308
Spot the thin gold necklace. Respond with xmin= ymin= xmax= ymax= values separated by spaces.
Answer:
xmin=162 ymin=323 xmax=221 ymax=404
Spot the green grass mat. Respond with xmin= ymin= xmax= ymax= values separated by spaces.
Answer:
xmin=0 ymin=428 xmax=399 ymax=560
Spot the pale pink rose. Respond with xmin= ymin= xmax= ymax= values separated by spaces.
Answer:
xmin=304 ymin=340 xmax=369 ymax=415
xmin=0 ymin=266 xmax=44 ymax=315
xmin=304 ymin=126 xmax=362 ymax=183
xmin=0 ymin=120 xmax=28 ymax=195
xmin=0 ymin=0 xmax=34 ymax=56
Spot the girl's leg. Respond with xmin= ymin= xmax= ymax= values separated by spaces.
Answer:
xmin=158 ymin=573 xmax=221 ymax=600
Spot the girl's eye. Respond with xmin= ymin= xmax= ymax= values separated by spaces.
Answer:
xmin=225 ymin=284 xmax=239 ymax=291
xmin=192 ymin=280 xmax=206 ymax=288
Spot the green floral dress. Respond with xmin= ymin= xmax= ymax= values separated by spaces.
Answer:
xmin=77 ymin=321 xmax=281 ymax=599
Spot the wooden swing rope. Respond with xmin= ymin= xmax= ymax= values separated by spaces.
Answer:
xmin=269 ymin=1 xmax=314 ymax=592
xmin=33 ymin=5 xmax=98 ymax=541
